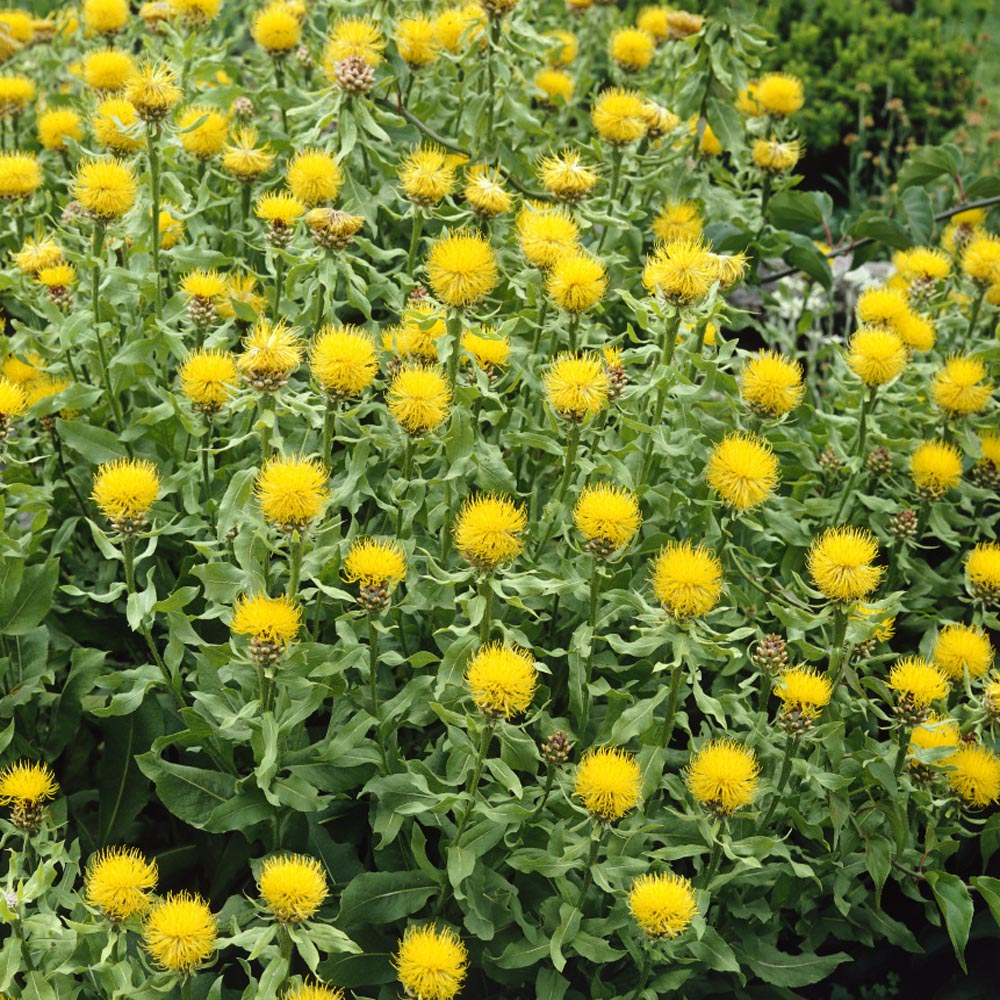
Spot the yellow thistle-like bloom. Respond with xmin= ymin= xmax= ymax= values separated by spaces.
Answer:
xmin=223 ymin=127 xmax=275 ymax=183
xmin=383 ymin=302 xmax=445 ymax=362
xmin=288 ymin=149 xmax=343 ymax=207
xmin=574 ymin=746 xmax=641 ymax=822
xmin=143 ymin=892 xmax=217 ymax=973
xmin=306 ymin=207 xmax=364 ymax=250
xmin=933 ymin=623 xmax=994 ymax=682
xmin=640 ymin=100 xmax=680 ymax=139
xmin=343 ymin=537 xmax=407 ymax=590
xmin=464 ymin=165 xmax=512 ymax=218
xmin=284 ymin=983 xmax=345 ymax=1000
xmin=310 ymin=325 xmax=378 ymax=399
xmin=36 ymin=108 xmax=82 ymax=151
xmin=37 ymin=262 xmax=77 ymax=289
xmin=543 ymin=353 xmax=610 ymax=421
xmin=258 ymin=854 xmax=328 ymax=924
xmin=252 ymin=2 xmax=301 ymax=54
xmin=754 ymin=72 xmax=804 ymax=117
xmin=91 ymin=458 xmax=160 ymax=525
xmin=895 ymin=309 xmax=935 ymax=352
xmin=72 ymin=158 xmax=136 ymax=221
xmin=651 ymin=200 xmax=702 ymax=244
xmin=231 ymin=592 xmax=302 ymax=645
xmin=856 ymin=285 xmax=909 ymax=330
xmin=426 ymin=231 xmax=498 ymax=309
xmin=255 ymin=190 xmax=306 ymax=227
xmin=324 ymin=17 xmax=386 ymax=72
xmin=453 ymin=492 xmax=527 ymax=571
xmin=125 ymin=62 xmax=182 ymax=122
xmin=398 ymin=145 xmax=456 ymax=207
xmin=218 ymin=274 xmax=264 ymax=322
xmin=947 ymin=744 xmax=1000 ymax=807
xmin=774 ymin=666 xmax=833 ymax=720
xmin=690 ymin=117 xmax=723 ymax=156
xmin=845 ymin=326 xmax=907 ymax=387
xmin=610 ymin=27 xmax=655 ymax=72
xmin=393 ymin=924 xmax=468 ymax=1000
xmin=0 ymin=760 xmax=58 ymax=806
xmin=888 ymin=656 xmax=949 ymax=708
xmin=168 ymin=0 xmax=221 ymax=23
xmin=176 ymin=105 xmax=228 ymax=160
xmin=932 ymin=355 xmax=992 ymax=416
xmin=25 ymin=376 xmax=71 ymax=413
xmin=573 ymin=483 xmax=641 ymax=551
xmin=706 ymin=433 xmax=780 ymax=513
xmin=591 ymin=87 xmax=648 ymax=145
xmin=967 ymin=541 xmax=1000 ymax=603
xmin=396 ymin=15 xmax=438 ymax=67
xmin=82 ymin=49 xmax=136 ymax=92
xmin=1 ymin=352 xmax=41 ymax=386
xmin=751 ymin=137 xmax=802 ymax=174
xmin=181 ymin=269 xmax=226 ymax=302
xmin=628 ymin=873 xmax=697 ymax=941
xmin=685 ymin=739 xmax=760 ymax=816
xmin=434 ymin=8 xmax=479 ymax=53
xmin=740 ymin=350 xmax=804 ymax=418
xmin=544 ymin=28 xmax=577 ymax=65
xmin=893 ymin=246 xmax=951 ymax=288
xmin=961 ymin=233 xmax=1000 ymax=286
xmin=637 ymin=6 xmax=670 ymax=42
xmin=85 ymin=847 xmax=158 ymax=922
xmin=535 ymin=68 xmax=574 ymax=106
xmin=538 ymin=149 xmax=597 ymax=203
xmin=465 ymin=642 xmax=538 ymax=719
xmin=92 ymin=98 xmax=144 ymax=154
xmin=14 ymin=235 xmax=62 ymax=275
xmin=178 ymin=349 xmax=238 ymax=414
xmin=462 ymin=328 xmax=510 ymax=372
xmin=807 ymin=526 xmax=883 ymax=603
xmin=238 ymin=318 xmax=302 ymax=388
xmin=388 ymin=365 xmax=452 ymax=435
xmin=909 ymin=440 xmax=962 ymax=499
xmin=255 ymin=455 xmax=329 ymax=530
xmin=649 ymin=540 xmax=723 ymax=620
xmin=0 ymin=375 xmax=26 ymax=418
xmin=516 ymin=202 xmax=580 ymax=269
xmin=546 ymin=251 xmax=607 ymax=314
xmin=908 ymin=713 xmax=959 ymax=768
xmin=84 ymin=0 xmax=128 ymax=35
xmin=667 ymin=10 xmax=703 ymax=38
xmin=979 ymin=431 xmax=1000 ymax=469
xmin=642 ymin=238 xmax=719 ymax=305
xmin=0 ymin=151 xmax=40 ymax=201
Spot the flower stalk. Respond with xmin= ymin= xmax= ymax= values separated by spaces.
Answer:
xmin=761 ymin=732 xmax=796 ymax=827
xmin=367 ymin=615 xmax=391 ymax=774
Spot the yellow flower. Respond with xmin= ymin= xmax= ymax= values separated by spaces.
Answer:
xmin=0 ymin=760 xmax=58 ymax=806
xmin=284 ymin=983 xmax=345 ymax=1000
xmin=933 ymin=623 xmax=994 ymax=682
xmin=754 ymin=72 xmax=804 ymax=117
xmin=465 ymin=642 xmax=538 ymax=719
xmin=774 ymin=666 xmax=833 ymax=720
xmin=685 ymin=739 xmax=760 ymax=815
xmin=25 ymin=376 xmax=71 ymax=413
xmin=306 ymin=207 xmax=364 ymax=250
xmin=667 ymin=10 xmax=703 ymax=38
xmin=13 ymin=235 xmax=62 ymax=275
xmin=435 ymin=7 xmax=481 ymax=53
xmin=178 ymin=349 xmax=238 ymax=414
xmin=574 ymin=746 xmax=641 ymax=822
xmin=591 ymin=87 xmax=648 ymax=145
xmin=893 ymin=246 xmax=951 ymax=288
xmin=91 ymin=98 xmax=143 ymax=155
xmin=888 ymin=656 xmax=949 ymax=707
xmin=690 ymin=117 xmax=722 ymax=156
xmin=37 ymin=108 xmax=82 ymax=152
xmin=986 ymin=677 xmax=1000 ymax=720
xmin=0 ymin=151 xmax=40 ymax=201
xmin=628 ymin=872 xmax=697 ymax=941
xmin=223 ymin=127 xmax=275 ymax=183
xmin=258 ymin=854 xmax=328 ymax=924
xmin=649 ymin=540 xmax=723 ymax=620
xmin=398 ymin=145 xmax=456 ymax=207
xmin=37 ymin=262 xmax=77 ymax=291
xmin=91 ymin=458 xmax=160 ymax=525
xmin=73 ymin=158 xmax=136 ymax=221
xmin=636 ymin=6 xmax=670 ymax=42
xmin=538 ymin=149 xmax=597 ymax=203
xmin=255 ymin=455 xmax=329 ymax=530
xmin=706 ymin=433 xmax=779 ymax=513
xmin=176 ymin=105 xmax=228 ymax=160
xmin=426 ymin=231 xmax=498 ymax=309
xmin=908 ymin=713 xmax=959 ymax=768
xmin=610 ymin=27 xmax=655 ymax=72
xmin=980 ymin=431 xmax=1000 ymax=468
xmin=932 ymin=355 xmax=992 ymax=416
xmin=807 ymin=526 xmax=883 ymax=603
xmin=856 ymin=285 xmax=908 ymax=330
xmin=181 ymin=269 xmax=226 ymax=302
xmin=393 ymin=924 xmax=468 ymax=1000
xmin=651 ymin=200 xmax=702 ymax=244
xmin=255 ymin=190 xmax=305 ymax=228
xmin=0 ymin=9 xmax=33 ymax=58
xmin=252 ymin=2 xmax=301 ymax=54
xmin=388 ymin=365 xmax=452 ymax=435
xmin=169 ymin=0 xmax=221 ymax=23
xmin=642 ymin=238 xmax=719 ymax=305
xmin=383 ymin=302 xmax=445 ymax=362
xmin=83 ymin=49 xmax=136 ymax=92
xmin=543 ymin=352 xmax=610 ymax=421
xmin=231 ymin=592 xmax=302 ymax=645
xmin=544 ymin=28 xmax=577 ymax=65
xmin=143 ymin=892 xmax=217 ymax=973
xmin=343 ymin=538 xmax=407 ymax=590
xmin=217 ymin=273 xmax=264 ymax=320
xmin=740 ymin=350 xmax=804 ymax=418
xmin=453 ymin=492 xmax=527 ymax=571
xmin=310 ymin=325 xmax=378 ymax=399
xmin=324 ymin=17 xmax=386 ymax=72
xmin=85 ymin=847 xmax=158 ymax=922
xmin=967 ymin=541 xmax=1000 ymax=603
xmin=238 ymin=318 xmax=302 ymax=387
xmin=126 ymin=61 xmax=182 ymax=122
xmin=961 ymin=233 xmax=1000 ymax=286
xmin=84 ymin=0 xmax=128 ymax=35
xmin=535 ymin=68 xmax=574 ymax=106
xmin=546 ymin=251 xmax=607 ymax=314
xmin=516 ymin=202 xmax=580 ymax=268
xmin=573 ymin=483 xmax=641 ymax=551
xmin=396 ymin=15 xmax=438 ymax=67
xmin=288 ymin=149 xmax=343 ymax=206
xmin=909 ymin=440 xmax=962 ymax=498
xmin=463 ymin=165 xmax=512 ymax=218
xmin=895 ymin=310 xmax=935 ymax=352
xmin=846 ymin=326 xmax=907 ymax=387
xmin=751 ymin=137 xmax=802 ymax=173
xmin=947 ymin=744 xmax=1000 ymax=807
xmin=461 ymin=327 xmax=509 ymax=372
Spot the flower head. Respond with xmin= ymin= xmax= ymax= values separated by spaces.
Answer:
xmin=932 ymin=355 xmax=992 ymax=416
xmin=894 ymin=246 xmax=951 ymax=290
xmin=84 ymin=0 xmax=128 ymax=35
xmin=219 ymin=273 xmax=265 ymax=320
xmin=546 ymin=251 xmax=607 ymax=314
xmin=754 ymin=72 xmax=804 ymax=117
xmin=461 ymin=328 xmax=510 ymax=373
xmin=399 ymin=145 xmax=456 ymax=207
xmin=258 ymin=854 xmax=328 ymax=924
xmin=573 ymin=483 xmax=640 ymax=553
xmin=436 ymin=7 xmax=485 ymax=53
xmin=92 ymin=98 xmax=144 ymax=153
xmin=396 ymin=15 xmax=438 ymax=68
xmin=453 ymin=492 xmax=527 ymax=571
xmin=651 ymin=200 xmax=702 ymax=244
xmin=463 ymin=165 xmax=512 ymax=218
xmin=574 ymin=746 xmax=641 ymax=822
xmin=37 ymin=109 xmax=83 ymax=151
xmin=888 ymin=656 xmax=949 ymax=710
xmin=933 ymin=623 xmax=994 ymax=682
xmin=465 ymin=642 xmax=538 ymax=719
xmin=909 ymin=440 xmax=962 ymax=499
xmin=324 ymin=17 xmax=386 ymax=71
xmin=628 ymin=873 xmax=697 ymax=940
xmin=543 ymin=352 xmax=610 ymax=421
xmin=310 ymin=325 xmax=378 ymax=399
xmin=685 ymin=739 xmax=760 ymax=816
xmin=591 ymin=87 xmax=648 ymax=145
xmin=238 ymin=318 xmax=302 ymax=389
xmin=342 ymin=538 xmax=407 ymax=591
xmin=92 ymin=458 xmax=160 ymax=529
xmin=13 ymin=235 xmax=62 ymax=275
xmin=0 ymin=760 xmax=58 ymax=809
xmin=388 ymin=365 xmax=452 ymax=435
xmin=85 ymin=847 xmax=157 ymax=922
xmin=0 ymin=376 xmax=26 ymax=418
xmin=774 ymin=666 xmax=833 ymax=723
xmin=83 ymin=49 xmax=136 ymax=92
xmin=177 ymin=105 xmax=228 ymax=160
xmin=610 ymin=27 xmax=655 ymax=72
xmin=383 ymin=303 xmax=444 ymax=362
xmin=254 ymin=455 xmax=329 ymax=531
xmin=252 ymin=2 xmax=301 ymax=54
xmin=126 ymin=61 xmax=182 ymax=122
xmin=895 ymin=310 xmax=935 ymax=351
xmin=856 ymin=285 xmax=908 ymax=330
xmin=650 ymin=540 xmax=723 ymax=620
xmin=846 ymin=326 xmax=907 ymax=387
xmin=740 ymin=350 xmax=804 ymax=418
xmin=908 ymin=714 xmax=960 ymax=770
xmin=288 ymin=149 xmax=343 ymax=206
xmin=948 ymin=744 xmax=1000 ymax=807
xmin=535 ymin=68 xmax=574 ymax=106
xmin=143 ymin=892 xmax=217 ymax=973
xmin=426 ymin=231 xmax=498 ymax=308
xmin=538 ymin=150 xmax=597 ymax=203
xmin=306 ymin=207 xmax=364 ymax=250
xmin=0 ymin=151 xmax=41 ymax=201
xmin=967 ymin=541 xmax=1000 ymax=604
xmin=393 ymin=924 xmax=468 ymax=1000
xmin=807 ymin=526 xmax=882 ymax=603
xmin=178 ymin=349 xmax=238 ymax=414
xmin=73 ymin=158 xmax=136 ymax=221
xmin=516 ymin=202 xmax=580 ymax=269
xmin=255 ymin=190 xmax=306 ymax=227
xmin=751 ymin=137 xmax=802 ymax=173
xmin=642 ymin=239 xmax=719 ymax=305
xmin=223 ymin=126 xmax=275 ymax=183
xmin=230 ymin=592 xmax=302 ymax=644
xmin=961 ymin=233 xmax=1000 ymax=286
xmin=284 ymin=984 xmax=345 ymax=1000
xmin=706 ymin=433 xmax=780 ymax=512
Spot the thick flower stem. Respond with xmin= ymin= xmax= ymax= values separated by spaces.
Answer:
xmin=534 ymin=422 xmax=581 ymax=556
xmin=273 ymin=58 xmax=289 ymax=136
xmin=479 ymin=574 xmax=495 ymax=644
xmin=567 ymin=314 xmax=580 ymax=352
xmin=239 ymin=183 xmax=251 ymax=256
xmin=575 ymin=824 xmax=604 ymax=911
xmin=272 ymin=252 xmax=285 ymax=317
xmin=963 ymin=284 xmax=987 ymax=353
xmin=446 ymin=311 xmax=464 ymax=395
xmin=531 ymin=295 xmax=549 ymax=355
xmin=321 ymin=395 xmax=337 ymax=465
xmin=406 ymin=209 xmax=423 ymax=280
xmin=660 ymin=660 xmax=686 ymax=748
xmin=484 ymin=17 xmax=500 ymax=151
xmin=761 ymin=733 xmax=796 ymax=827
xmin=147 ymin=124 xmax=162 ymax=318
xmin=826 ymin=606 xmax=849 ymax=684
xmin=367 ymin=615 xmax=390 ymax=774
xmin=832 ymin=387 xmax=878 ymax=523
xmin=258 ymin=393 xmax=276 ymax=465
xmin=581 ymin=561 xmax=602 ymax=733
xmin=702 ymin=835 xmax=723 ymax=887
xmin=180 ymin=975 xmax=193 ymax=1000
xmin=640 ymin=311 xmax=682 ymax=485
xmin=530 ymin=767 xmax=556 ymax=821
xmin=758 ymin=173 xmax=772 ymax=232
xmin=286 ymin=531 xmax=304 ymax=598
xmin=630 ymin=947 xmax=653 ymax=1000
xmin=396 ymin=438 xmax=415 ymax=538
xmin=893 ymin=724 xmax=911 ymax=779
xmin=453 ymin=720 xmax=494 ymax=849
xmin=91 ymin=222 xmax=126 ymax=438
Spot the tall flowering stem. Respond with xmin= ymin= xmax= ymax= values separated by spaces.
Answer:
xmin=367 ymin=615 xmax=391 ymax=774
xmin=406 ymin=209 xmax=423 ymax=280
xmin=484 ymin=16 xmax=502 ymax=150
xmin=761 ymin=732 xmax=796 ymax=826
xmin=826 ymin=605 xmax=849 ymax=684
xmin=641 ymin=309 xmax=682 ymax=484
xmin=91 ymin=221 xmax=127 ymax=439
xmin=286 ymin=531 xmax=304 ymax=598
xmin=660 ymin=660 xmax=686 ymax=748
xmin=446 ymin=311 xmax=464 ymax=395
xmin=479 ymin=574 xmax=495 ymax=643
xmin=963 ymin=285 xmax=987 ymax=353
xmin=534 ymin=422 xmax=581 ymax=555
xmin=575 ymin=823 xmax=604 ymax=910
xmin=893 ymin=723 xmax=911 ymax=779
xmin=833 ymin=386 xmax=878 ymax=523
xmin=147 ymin=123 xmax=163 ymax=317
xmin=321 ymin=396 xmax=338 ymax=465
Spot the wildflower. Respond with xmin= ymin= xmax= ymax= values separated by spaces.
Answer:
xmin=706 ymin=433 xmax=779 ymax=513
xmin=516 ymin=202 xmax=580 ymax=269
xmin=85 ymin=847 xmax=158 ymax=922
xmin=398 ymin=145 xmax=455 ymax=207
xmin=73 ymin=158 xmax=136 ymax=222
xmin=961 ymin=233 xmax=1000 ymax=287
xmin=932 ymin=355 xmax=992 ymax=416
xmin=967 ymin=541 xmax=1000 ymax=604
xmin=223 ymin=127 xmax=275 ymax=183
xmin=751 ymin=137 xmax=802 ymax=174
xmin=180 ymin=269 xmax=226 ymax=325
xmin=254 ymin=455 xmax=329 ymax=531
xmin=642 ymin=239 xmax=719 ymax=305
xmin=288 ymin=149 xmax=343 ymax=206
xmin=83 ymin=49 xmax=135 ymax=92
xmin=252 ymin=2 xmax=301 ymax=55
xmin=0 ymin=760 xmax=58 ymax=831
xmin=538 ymin=149 xmax=597 ymax=203
xmin=324 ymin=17 xmax=386 ymax=72
xmin=464 ymin=165 xmax=512 ymax=218
xmin=907 ymin=714 xmax=960 ymax=773
xmin=383 ymin=302 xmax=444 ymax=362
xmin=591 ymin=87 xmax=648 ymax=145
xmin=0 ymin=375 xmax=25 ymax=433
xmin=388 ymin=365 xmax=452 ymax=435
xmin=284 ymin=984 xmax=345 ymax=1000
xmin=453 ymin=492 xmax=527 ymax=571
xmin=650 ymin=540 xmax=723 ymax=620
xmin=846 ymin=326 xmax=907 ymax=387
xmin=0 ymin=151 xmax=41 ymax=201
xmin=574 ymin=746 xmax=641 ymax=822
xmin=13 ymin=235 xmax=61 ymax=276
xmin=92 ymin=98 xmax=144 ymax=153
xmin=636 ymin=6 xmax=670 ymax=42
xmin=740 ymin=350 xmax=804 ymax=418
xmin=535 ymin=68 xmax=574 ymax=106
xmin=667 ymin=10 xmax=703 ymax=38
xmin=856 ymin=285 xmax=908 ymax=330
xmin=396 ymin=15 xmax=438 ymax=68
xmin=947 ymin=744 xmax=1000 ymax=807
xmin=426 ymin=232 xmax=498 ymax=308
xmin=178 ymin=350 xmax=238 ymax=415
xmin=685 ymin=739 xmax=760 ymax=816
xmin=888 ymin=656 xmax=949 ymax=723
xmin=465 ymin=642 xmax=538 ymax=719
xmin=544 ymin=28 xmax=577 ymax=65
xmin=393 ymin=924 xmax=468 ymax=1000
xmin=543 ymin=353 xmax=610 ymax=421
xmin=807 ymin=526 xmax=883 ymax=603
xmin=306 ymin=207 xmax=364 ymax=250
xmin=754 ymin=72 xmax=804 ymax=117
xmin=651 ymin=200 xmax=702 ymax=244
xmin=310 ymin=325 xmax=378 ymax=399
xmin=933 ymin=623 xmax=994 ymax=682
xmin=230 ymin=593 xmax=301 ymax=668
xmin=169 ymin=0 xmax=221 ymax=25
xmin=255 ymin=190 xmax=305 ymax=247
xmin=238 ymin=318 xmax=302 ymax=390
xmin=640 ymin=100 xmax=680 ymax=139
xmin=909 ymin=440 xmax=962 ymax=499
xmin=84 ymin=0 xmax=128 ymax=35
xmin=461 ymin=328 xmax=510 ymax=375
xmin=774 ymin=667 xmax=833 ymax=733
xmin=38 ymin=263 xmax=77 ymax=309
xmin=692 ymin=118 xmax=722 ymax=156
xmin=218 ymin=273 xmax=264 ymax=320
xmin=546 ymin=251 xmax=607 ymax=314
xmin=258 ymin=854 xmax=328 ymax=924
xmin=573 ymin=483 xmax=641 ymax=555
xmin=126 ymin=61 xmax=182 ymax=122
xmin=893 ymin=246 xmax=951 ymax=291
xmin=91 ymin=458 xmax=160 ymax=532
xmin=610 ymin=27 xmax=655 ymax=72
xmin=36 ymin=108 xmax=81 ymax=152
xmin=143 ymin=892 xmax=217 ymax=973
xmin=628 ymin=873 xmax=697 ymax=941
xmin=895 ymin=310 xmax=935 ymax=351
xmin=176 ymin=105 xmax=228 ymax=160
xmin=343 ymin=538 xmax=407 ymax=613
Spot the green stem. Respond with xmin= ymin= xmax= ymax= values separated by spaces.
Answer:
xmin=630 ymin=947 xmax=652 ymax=1000
xmin=640 ymin=311 xmax=682 ymax=483
xmin=608 ymin=146 xmax=624 ymax=204
xmin=273 ymin=252 xmax=285 ymax=316
xmin=321 ymin=395 xmax=336 ymax=465
xmin=277 ymin=925 xmax=293 ymax=986
xmin=479 ymin=575 xmax=495 ymax=644
xmin=531 ymin=295 xmax=549 ymax=355
xmin=702 ymin=836 xmax=723 ymax=886
xmin=406 ymin=209 xmax=423 ymax=281
xmin=446 ymin=310 xmax=463 ymax=395
xmin=530 ymin=767 xmax=556 ymax=820
xmin=660 ymin=659 xmax=686 ymax=747
xmin=91 ymin=223 xmax=126 ymax=438
xmin=286 ymin=532 xmax=304 ymax=597
xmin=827 ymin=606 xmax=849 ymax=685
xmin=396 ymin=437 xmax=415 ymax=538
xmin=258 ymin=393 xmax=276 ymax=465
xmin=758 ymin=173 xmax=772 ymax=234
xmin=583 ymin=560 xmax=602 ymax=731
xmin=368 ymin=616 xmax=390 ymax=774
xmin=832 ymin=386 xmax=878 ymax=522
xmin=453 ymin=720 xmax=494 ymax=849
xmin=274 ymin=59 xmax=289 ymax=135
xmin=761 ymin=732 xmax=796 ymax=827
xmin=575 ymin=825 xmax=603 ymax=910
xmin=484 ymin=18 xmax=499 ymax=150
xmin=567 ymin=314 xmax=580 ymax=352
xmin=964 ymin=284 xmax=987 ymax=352
xmin=535 ymin=422 xmax=581 ymax=555
xmin=201 ymin=417 xmax=214 ymax=522
xmin=148 ymin=124 xmax=162 ymax=318
xmin=893 ymin=724 xmax=911 ymax=779
xmin=239 ymin=183 xmax=251 ymax=257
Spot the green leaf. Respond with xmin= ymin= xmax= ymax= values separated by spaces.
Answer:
xmin=848 ymin=211 xmax=912 ymax=250
xmin=337 ymin=870 xmax=437 ymax=927
xmin=56 ymin=418 xmax=127 ymax=464
xmin=745 ymin=942 xmax=850 ymax=987
xmin=0 ymin=560 xmax=58 ymax=635
xmin=134 ymin=753 xmax=237 ymax=829
xmin=897 ymin=146 xmax=958 ymax=191
xmin=963 ymin=176 xmax=1000 ymax=201
xmin=767 ymin=190 xmax=826 ymax=233
xmin=901 ymin=186 xmax=934 ymax=245
xmin=927 ymin=871 xmax=973 ymax=972
xmin=705 ymin=96 xmax=744 ymax=153
xmin=971 ymin=876 xmax=1000 ymax=932
xmin=865 ymin=835 xmax=892 ymax=909
xmin=689 ymin=926 xmax=742 ymax=975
